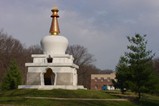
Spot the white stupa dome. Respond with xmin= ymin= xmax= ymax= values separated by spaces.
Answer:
xmin=41 ymin=7 xmax=68 ymax=55
xmin=41 ymin=35 xmax=68 ymax=55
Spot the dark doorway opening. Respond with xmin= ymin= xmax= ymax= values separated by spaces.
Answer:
xmin=44 ymin=78 xmax=52 ymax=85
xmin=44 ymin=68 xmax=55 ymax=85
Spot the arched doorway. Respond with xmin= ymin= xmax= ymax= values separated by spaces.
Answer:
xmin=44 ymin=68 xmax=55 ymax=85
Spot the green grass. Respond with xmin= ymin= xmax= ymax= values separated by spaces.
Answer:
xmin=0 ymin=89 xmax=116 ymax=98
xmin=138 ymin=94 xmax=159 ymax=106
xmin=107 ymin=90 xmax=159 ymax=106
xmin=0 ymin=89 xmax=159 ymax=106
xmin=0 ymin=97 xmax=136 ymax=106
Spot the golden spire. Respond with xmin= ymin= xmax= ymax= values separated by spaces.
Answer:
xmin=49 ymin=7 xmax=60 ymax=35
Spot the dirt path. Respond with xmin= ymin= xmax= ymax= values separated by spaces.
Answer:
xmin=25 ymin=97 xmax=128 ymax=101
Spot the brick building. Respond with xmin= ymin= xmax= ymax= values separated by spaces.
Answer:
xmin=90 ymin=72 xmax=116 ymax=90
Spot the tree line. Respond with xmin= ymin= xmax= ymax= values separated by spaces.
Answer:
xmin=1 ymin=30 xmax=159 ymax=96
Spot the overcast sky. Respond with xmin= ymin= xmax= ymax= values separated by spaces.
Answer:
xmin=0 ymin=0 xmax=159 ymax=70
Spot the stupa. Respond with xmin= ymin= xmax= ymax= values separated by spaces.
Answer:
xmin=18 ymin=7 xmax=85 ymax=90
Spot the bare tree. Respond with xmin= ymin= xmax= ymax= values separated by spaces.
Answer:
xmin=78 ymin=65 xmax=99 ymax=88
xmin=66 ymin=45 xmax=98 ymax=88
xmin=0 ymin=31 xmax=24 ymax=82
xmin=27 ymin=45 xmax=43 ymax=54
xmin=66 ymin=45 xmax=95 ymax=67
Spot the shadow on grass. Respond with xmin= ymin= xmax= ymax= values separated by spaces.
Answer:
xmin=131 ymin=98 xmax=159 ymax=106
xmin=105 ymin=91 xmax=159 ymax=106
xmin=0 ymin=97 xmax=28 ymax=105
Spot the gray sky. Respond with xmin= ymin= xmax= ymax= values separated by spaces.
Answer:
xmin=0 ymin=0 xmax=159 ymax=70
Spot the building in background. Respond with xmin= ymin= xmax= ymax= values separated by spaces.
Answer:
xmin=91 ymin=72 xmax=116 ymax=90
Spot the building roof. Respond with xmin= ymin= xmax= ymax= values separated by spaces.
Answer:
xmin=91 ymin=72 xmax=116 ymax=79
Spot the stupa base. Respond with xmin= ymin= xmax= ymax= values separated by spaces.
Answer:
xmin=18 ymin=85 xmax=86 ymax=90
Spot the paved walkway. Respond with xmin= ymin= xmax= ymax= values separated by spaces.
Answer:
xmin=25 ymin=97 xmax=128 ymax=101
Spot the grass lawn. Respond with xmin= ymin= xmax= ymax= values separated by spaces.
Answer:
xmin=0 ymin=89 xmax=116 ymax=98
xmin=0 ymin=89 xmax=159 ymax=106
xmin=0 ymin=97 xmax=136 ymax=106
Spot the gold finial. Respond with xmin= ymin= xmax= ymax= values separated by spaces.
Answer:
xmin=49 ymin=7 xmax=60 ymax=35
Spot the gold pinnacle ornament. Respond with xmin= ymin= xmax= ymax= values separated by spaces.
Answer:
xmin=49 ymin=7 xmax=60 ymax=35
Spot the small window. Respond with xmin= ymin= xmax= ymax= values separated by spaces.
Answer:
xmin=107 ymin=77 xmax=110 ymax=82
xmin=95 ymin=85 xmax=98 ymax=89
xmin=94 ymin=77 xmax=97 ymax=82
xmin=101 ymin=78 xmax=104 ymax=82
xmin=47 ymin=55 xmax=53 ymax=63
